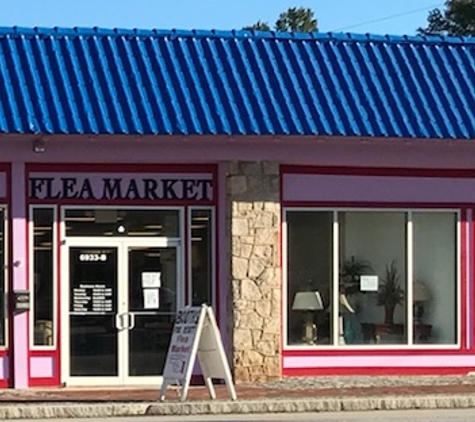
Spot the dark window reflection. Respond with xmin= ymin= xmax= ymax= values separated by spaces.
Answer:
xmin=128 ymin=247 xmax=176 ymax=376
xmin=65 ymin=209 xmax=179 ymax=237
xmin=33 ymin=208 xmax=54 ymax=346
xmin=69 ymin=247 xmax=118 ymax=376
xmin=191 ymin=209 xmax=212 ymax=306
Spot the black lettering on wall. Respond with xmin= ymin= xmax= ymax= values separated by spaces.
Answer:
xmin=61 ymin=178 xmax=79 ymax=199
xmin=102 ymin=178 xmax=123 ymax=200
xmin=162 ymin=179 xmax=179 ymax=200
xmin=29 ymin=175 xmax=213 ymax=201
xmin=125 ymin=179 xmax=141 ymax=200
xmin=143 ymin=178 xmax=159 ymax=199
xmin=182 ymin=179 xmax=199 ymax=200
xmin=78 ymin=178 xmax=94 ymax=199
xmin=199 ymin=179 xmax=213 ymax=201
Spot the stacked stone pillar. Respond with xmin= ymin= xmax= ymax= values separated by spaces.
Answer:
xmin=227 ymin=161 xmax=281 ymax=383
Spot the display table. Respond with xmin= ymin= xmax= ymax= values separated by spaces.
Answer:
xmin=374 ymin=323 xmax=404 ymax=344
xmin=373 ymin=323 xmax=432 ymax=344
xmin=414 ymin=323 xmax=432 ymax=342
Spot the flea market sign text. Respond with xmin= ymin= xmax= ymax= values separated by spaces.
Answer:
xmin=29 ymin=173 xmax=213 ymax=202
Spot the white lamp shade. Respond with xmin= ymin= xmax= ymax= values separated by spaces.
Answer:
xmin=292 ymin=291 xmax=324 ymax=311
xmin=414 ymin=282 xmax=431 ymax=302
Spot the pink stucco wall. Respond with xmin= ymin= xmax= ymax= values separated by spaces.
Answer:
xmin=11 ymin=162 xmax=28 ymax=388
xmin=284 ymin=354 xmax=475 ymax=369
xmin=5 ymin=134 xmax=475 ymax=383
xmin=30 ymin=357 xmax=54 ymax=378
xmin=283 ymin=173 xmax=475 ymax=203
xmin=3 ymin=135 xmax=475 ymax=169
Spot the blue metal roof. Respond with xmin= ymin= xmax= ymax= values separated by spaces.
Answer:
xmin=1 ymin=27 xmax=475 ymax=138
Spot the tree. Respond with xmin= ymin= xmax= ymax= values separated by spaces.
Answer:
xmin=243 ymin=7 xmax=318 ymax=32
xmin=243 ymin=21 xmax=271 ymax=31
xmin=418 ymin=0 xmax=475 ymax=36
xmin=275 ymin=7 xmax=318 ymax=32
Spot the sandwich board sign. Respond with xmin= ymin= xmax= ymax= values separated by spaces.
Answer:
xmin=159 ymin=305 xmax=237 ymax=402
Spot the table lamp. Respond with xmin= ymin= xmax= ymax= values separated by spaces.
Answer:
xmin=292 ymin=291 xmax=324 ymax=344
xmin=413 ymin=281 xmax=431 ymax=323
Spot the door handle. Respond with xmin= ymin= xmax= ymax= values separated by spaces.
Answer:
xmin=115 ymin=313 xmax=126 ymax=330
xmin=128 ymin=313 xmax=135 ymax=330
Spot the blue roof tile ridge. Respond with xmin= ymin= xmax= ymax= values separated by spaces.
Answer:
xmin=0 ymin=25 xmax=474 ymax=45
xmin=0 ymin=24 xmax=474 ymax=137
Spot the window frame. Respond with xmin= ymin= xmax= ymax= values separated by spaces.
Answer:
xmin=283 ymin=207 xmax=461 ymax=350
xmin=29 ymin=205 xmax=57 ymax=350
xmin=187 ymin=206 xmax=216 ymax=307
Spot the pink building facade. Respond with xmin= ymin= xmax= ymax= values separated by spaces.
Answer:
xmin=0 ymin=28 xmax=475 ymax=387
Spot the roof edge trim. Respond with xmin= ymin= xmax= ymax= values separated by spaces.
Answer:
xmin=0 ymin=26 xmax=473 ymax=44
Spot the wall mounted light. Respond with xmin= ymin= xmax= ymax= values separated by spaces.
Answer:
xmin=33 ymin=138 xmax=45 ymax=153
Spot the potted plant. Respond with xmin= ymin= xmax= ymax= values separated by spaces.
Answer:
xmin=377 ymin=260 xmax=404 ymax=325
xmin=340 ymin=256 xmax=372 ymax=294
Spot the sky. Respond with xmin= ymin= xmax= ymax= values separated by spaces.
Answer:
xmin=0 ymin=0 xmax=445 ymax=36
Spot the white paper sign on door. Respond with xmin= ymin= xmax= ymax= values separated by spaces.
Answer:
xmin=143 ymin=289 xmax=160 ymax=309
xmin=142 ymin=272 xmax=161 ymax=288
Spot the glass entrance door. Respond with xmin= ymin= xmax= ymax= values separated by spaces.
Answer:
xmin=65 ymin=240 xmax=180 ymax=386
xmin=127 ymin=247 xmax=176 ymax=378
xmin=69 ymin=247 xmax=119 ymax=377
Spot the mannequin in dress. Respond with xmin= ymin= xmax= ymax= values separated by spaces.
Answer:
xmin=339 ymin=290 xmax=363 ymax=344
xmin=338 ymin=257 xmax=372 ymax=344
xmin=339 ymin=293 xmax=354 ymax=344
xmin=340 ymin=293 xmax=355 ymax=313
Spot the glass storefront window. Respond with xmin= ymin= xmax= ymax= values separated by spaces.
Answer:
xmin=65 ymin=209 xmax=180 ymax=237
xmin=286 ymin=211 xmax=333 ymax=345
xmin=339 ymin=211 xmax=407 ymax=345
xmin=190 ymin=209 xmax=213 ymax=306
xmin=285 ymin=209 xmax=458 ymax=347
xmin=33 ymin=208 xmax=55 ymax=346
xmin=413 ymin=212 xmax=457 ymax=344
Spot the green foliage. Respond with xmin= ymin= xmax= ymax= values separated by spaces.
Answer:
xmin=340 ymin=256 xmax=373 ymax=284
xmin=340 ymin=256 xmax=373 ymax=294
xmin=377 ymin=260 xmax=404 ymax=307
xmin=243 ymin=7 xmax=318 ymax=32
xmin=242 ymin=21 xmax=271 ymax=31
xmin=418 ymin=0 xmax=475 ymax=36
xmin=275 ymin=7 xmax=317 ymax=32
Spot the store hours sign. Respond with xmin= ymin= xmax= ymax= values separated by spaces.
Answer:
xmin=72 ymin=284 xmax=113 ymax=314
xmin=29 ymin=172 xmax=213 ymax=202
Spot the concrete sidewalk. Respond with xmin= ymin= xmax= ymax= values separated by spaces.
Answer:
xmin=1 ymin=375 xmax=475 ymax=419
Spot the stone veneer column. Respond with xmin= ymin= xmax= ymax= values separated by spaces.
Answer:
xmin=227 ymin=161 xmax=281 ymax=383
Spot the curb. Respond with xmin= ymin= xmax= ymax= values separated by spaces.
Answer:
xmin=0 ymin=403 xmax=150 ymax=420
xmin=0 ymin=395 xmax=475 ymax=419
xmin=146 ymin=395 xmax=475 ymax=415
